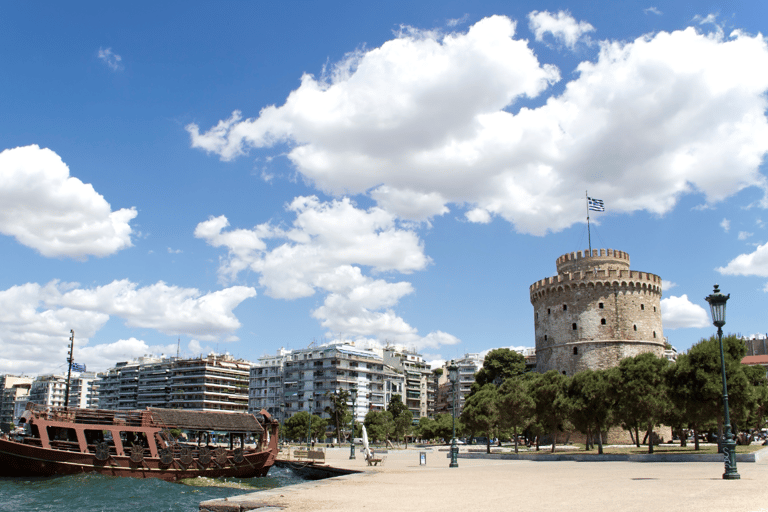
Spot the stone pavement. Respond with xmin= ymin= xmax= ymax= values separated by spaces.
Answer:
xmin=201 ymin=447 xmax=768 ymax=512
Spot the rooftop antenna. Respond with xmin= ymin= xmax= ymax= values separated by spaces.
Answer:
xmin=177 ymin=337 xmax=180 ymax=358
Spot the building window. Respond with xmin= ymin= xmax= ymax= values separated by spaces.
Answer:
xmin=653 ymin=331 xmax=657 ymax=338
xmin=573 ymin=347 xmax=578 ymax=355
xmin=633 ymin=325 xmax=637 ymax=331
xmin=641 ymin=304 xmax=645 ymax=310
xmin=572 ymin=323 xmax=577 ymax=330
xmin=654 ymin=306 xmax=657 ymax=312
xmin=599 ymin=302 xmax=604 ymax=309
xmin=544 ymin=335 xmax=548 ymax=341
xmin=563 ymin=304 xmax=568 ymax=311
xmin=601 ymin=318 xmax=606 ymax=325
xmin=548 ymin=308 xmax=551 ymax=314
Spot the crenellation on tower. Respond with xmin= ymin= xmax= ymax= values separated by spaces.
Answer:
xmin=530 ymin=249 xmax=665 ymax=376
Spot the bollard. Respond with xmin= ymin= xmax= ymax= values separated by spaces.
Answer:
xmin=419 ymin=451 xmax=426 ymax=465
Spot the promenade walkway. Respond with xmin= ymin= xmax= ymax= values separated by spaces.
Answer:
xmin=201 ymin=447 xmax=768 ymax=512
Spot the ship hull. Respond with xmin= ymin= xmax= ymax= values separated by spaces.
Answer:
xmin=0 ymin=438 xmax=275 ymax=481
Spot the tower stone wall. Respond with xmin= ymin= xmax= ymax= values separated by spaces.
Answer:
xmin=530 ymin=249 xmax=665 ymax=375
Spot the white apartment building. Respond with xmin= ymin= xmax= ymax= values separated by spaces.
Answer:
xmin=248 ymin=348 xmax=289 ymax=421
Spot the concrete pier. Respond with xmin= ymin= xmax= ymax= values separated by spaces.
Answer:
xmin=201 ymin=447 xmax=768 ymax=511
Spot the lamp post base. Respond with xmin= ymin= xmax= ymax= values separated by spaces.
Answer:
xmin=722 ymin=439 xmax=740 ymax=480
xmin=449 ymin=439 xmax=459 ymax=468
xmin=350 ymin=443 xmax=356 ymax=460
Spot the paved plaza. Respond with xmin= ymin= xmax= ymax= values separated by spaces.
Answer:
xmin=202 ymin=447 xmax=768 ymax=512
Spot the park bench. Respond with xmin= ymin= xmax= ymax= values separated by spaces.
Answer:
xmin=366 ymin=450 xmax=387 ymax=466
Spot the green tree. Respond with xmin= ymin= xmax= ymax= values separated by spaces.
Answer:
xmin=472 ymin=348 xmax=526 ymax=393
xmin=497 ymin=374 xmax=534 ymax=453
xmin=433 ymin=412 xmax=460 ymax=442
xmin=612 ymin=352 xmax=670 ymax=454
xmin=529 ymin=370 xmax=571 ymax=453
xmin=387 ymin=394 xmax=407 ymax=418
xmin=568 ymin=369 xmax=613 ymax=454
xmin=325 ymin=389 xmax=351 ymax=443
xmin=744 ymin=364 xmax=768 ymax=432
xmin=460 ymin=384 xmax=499 ymax=453
xmin=284 ymin=411 xmax=326 ymax=443
xmin=669 ymin=335 xmax=754 ymax=450
xmin=417 ymin=416 xmax=437 ymax=441
xmin=364 ymin=410 xmax=394 ymax=444
xmin=393 ymin=410 xmax=414 ymax=447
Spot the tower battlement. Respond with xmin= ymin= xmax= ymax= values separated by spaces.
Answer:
xmin=556 ymin=248 xmax=630 ymax=274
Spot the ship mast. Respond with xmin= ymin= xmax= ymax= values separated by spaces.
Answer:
xmin=64 ymin=329 xmax=74 ymax=410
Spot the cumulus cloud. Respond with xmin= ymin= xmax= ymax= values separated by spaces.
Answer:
xmin=528 ymin=10 xmax=595 ymax=49
xmin=660 ymin=294 xmax=710 ymax=329
xmin=662 ymin=280 xmax=677 ymax=292
xmin=721 ymin=218 xmax=731 ymax=232
xmin=188 ymin=16 xmax=768 ymax=236
xmin=717 ymin=241 xmax=768 ymax=277
xmin=195 ymin=196 xmax=458 ymax=350
xmin=97 ymin=47 xmax=122 ymax=71
xmin=738 ymin=231 xmax=754 ymax=240
xmin=0 ymin=280 xmax=256 ymax=375
xmin=645 ymin=7 xmax=663 ymax=16
xmin=0 ymin=145 xmax=137 ymax=259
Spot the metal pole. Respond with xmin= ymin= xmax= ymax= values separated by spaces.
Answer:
xmin=450 ymin=371 xmax=458 ymax=468
xmin=349 ymin=389 xmax=356 ymax=459
xmin=307 ymin=393 xmax=312 ymax=452
xmin=717 ymin=325 xmax=740 ymax=479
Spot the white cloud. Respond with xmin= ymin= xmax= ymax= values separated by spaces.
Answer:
xmin=528 ymin=10 xmax=595 ymax=49
xmin=0 ymin=145 xmax=137 ymax=259
xmin=195 ymin=196 xmax=458 ymax=350
xmin=717 ymin=241 xmax=768 ymax=277
xmin=660 ymin=294 xmax=710 ymax=329
xmin=662 ymin=280 xmax=677 ymax=292
xmin=97 ymin=47 xmax=122 ymax=71
xmin=0 ymin=280 xmax=256 ymax=375
xmin=645 ymin=7 xmax=663 ymax=16
xmin=447 ymin=14 xmax=469 ymax=28
xmin=721 ymin=218 xmax=731 ymax=232
xmin=738 ymin=231 xmax=753 ymax=240
xmin=189 ymin=17 xmax=768 ymax=237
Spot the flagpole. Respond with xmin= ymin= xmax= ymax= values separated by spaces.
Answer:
xmin=586 ymin=191 xmax=592 ymax=255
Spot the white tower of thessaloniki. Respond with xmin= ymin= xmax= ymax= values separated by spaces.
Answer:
xmin=530 ymin=249 xmax=665 ymax=376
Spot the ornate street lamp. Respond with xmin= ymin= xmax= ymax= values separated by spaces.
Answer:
xmin=448 ymin=364 xmax=459 ymax=468
xmin=349 ymin=387 xmax=357 ymax=459
xmin=705 ymin=284 xmax=740 ymax=480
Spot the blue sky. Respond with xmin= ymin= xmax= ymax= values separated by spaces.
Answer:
xmin=2 ymin=1 xmax=768 ymax=375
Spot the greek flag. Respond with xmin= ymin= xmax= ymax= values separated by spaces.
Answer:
xmin=588 ymin=197 xmax=605 ymax=212
xmin=71 ymin=362 xmax=86 ymax=372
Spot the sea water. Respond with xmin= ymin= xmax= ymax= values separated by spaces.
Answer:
xmin=0 ymin=466 xmax=306 ymax=512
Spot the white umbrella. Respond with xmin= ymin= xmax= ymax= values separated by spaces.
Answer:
xmin=362 ymin=424 xmax=372 ymax=460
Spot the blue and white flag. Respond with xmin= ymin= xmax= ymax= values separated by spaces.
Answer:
xmin=588 ymin=197 xmax=605 ymax=212
xmin=71 ymin=362 xmax=86 ymax=372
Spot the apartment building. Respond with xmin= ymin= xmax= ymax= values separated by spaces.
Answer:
xmin=0 ymin=376 xmax=32 ymax=430
xmin=282 ymin=344 xmax=385 ymax=424
xmin=96 ymin=353 xmax=251 ymax=412
xmin=383 ymin=347 xmax=433 ymax=422
xmin=248 ymin=348 xmax=289 ymax=421
xmin=28 ymin=375 xmax=67 ymax=408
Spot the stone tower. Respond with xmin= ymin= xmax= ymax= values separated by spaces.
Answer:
xmin=529 ymin=249 xmax=664 ymax=375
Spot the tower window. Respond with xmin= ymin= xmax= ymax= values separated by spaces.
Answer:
xmin=601 ymin=318 xmax=606 ymax=325
xmin=653 ymin=331 xmax=657 ymax=338
xmin=573 ymin=347 xmax=578 ymax=355
xmin=641 ymin=304 xmax=645 ymax=310
xmin=562 ymin=371 xmax=567 ymax=375
xmin=548 ymin=308 xmax=551 ymax=315
xmin=653 ymin=306 xmax=657 ymax=312
xmin=633 ymin=325 xmax=637 ymax=331
xmin=572 ymin=323 xmax=577 ymax=330
xmin=544 ymin=335 xmax=548 ymax=341
xmin=598 ymin=302 xmax=604 ymax=309
xmin=563 ymin=304 xmax=568 ymax=311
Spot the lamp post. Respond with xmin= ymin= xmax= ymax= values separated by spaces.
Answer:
xmin=448 ymin=364 xmax=459 ymax=468
xmin=307 ymin=392 xmax=314 ymax=452
xmin=705 ymin=284 xmax=740 ymax=480
xmin=349 ymin=387 xmax=357 ymax=459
